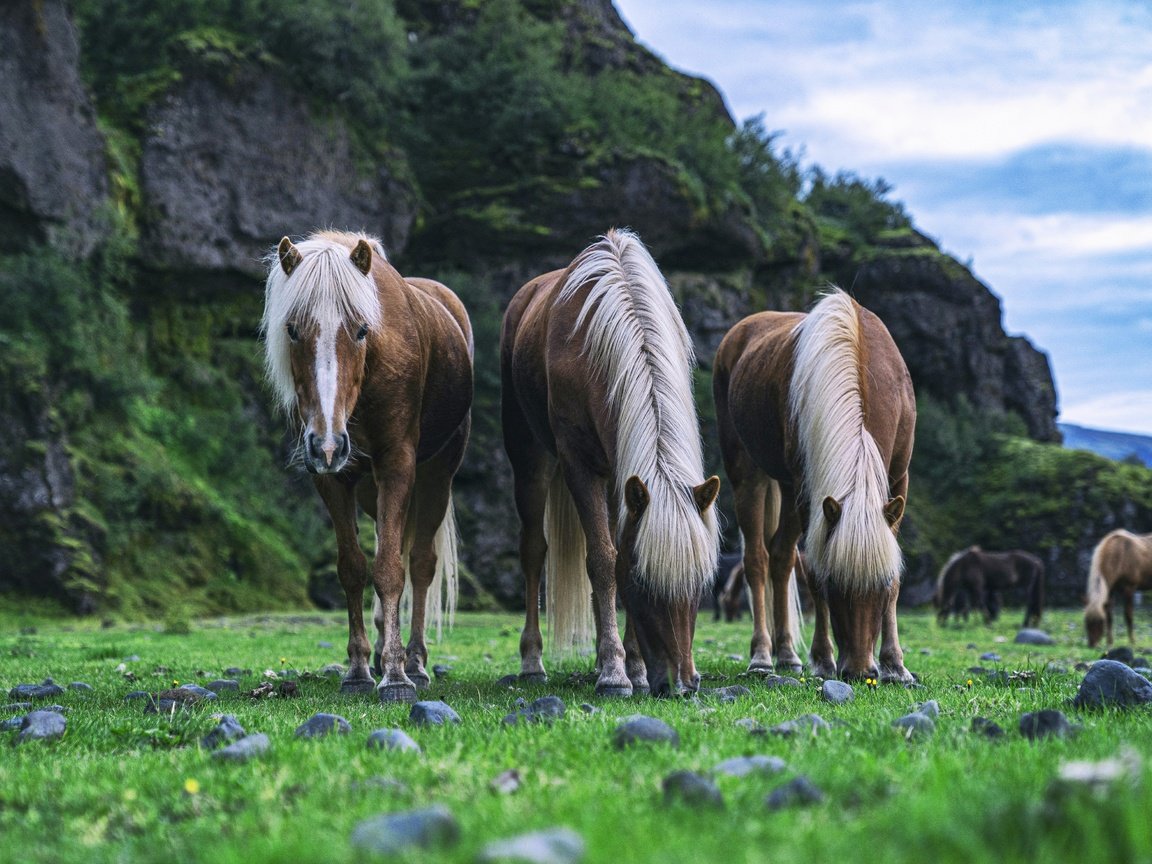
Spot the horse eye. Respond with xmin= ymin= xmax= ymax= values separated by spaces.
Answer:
xmin=356 ymin=324 xmax=369 ymax=342
xmin=286 ymin=322 xmax=300 ymax=342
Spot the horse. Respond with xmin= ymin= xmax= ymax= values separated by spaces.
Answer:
xmin=713 ymin=288 xmax=915 ymax=682
xmin=1084 ymin=529 xmax=1152 ymax=647
xmin=501 ymin=228 xmax=720 ymax=696
xmin=262 ymin=230 xmax=472 ymax=702
xmin=934 ymin=546 xmax=1045 ymax=627
xmin=712 ymin=550 xmax=747 ymax=622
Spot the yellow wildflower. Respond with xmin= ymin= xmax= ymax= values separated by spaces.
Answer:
xmin=183 ymin=778 xmax=201 ymax=796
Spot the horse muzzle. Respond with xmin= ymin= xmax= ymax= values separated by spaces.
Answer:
xmin=305 ymin=431 xmax=351 ymax=474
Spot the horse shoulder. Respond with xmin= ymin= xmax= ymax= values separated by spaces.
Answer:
xmin=405 ymin=277 xmax=473 ymax=350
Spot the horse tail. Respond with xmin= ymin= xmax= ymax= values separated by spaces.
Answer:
xmin=1084 ymin=534 xmax=1113 ymax=627
xmin=790 ymin=288 xmax=902 ymax=594
xmin=544 ymin=467 xmax=594 ymax=655
xmin=562 ymin=229 xmax=718 ymax=601
xmin=397 ymin=494 xmax=460 ymax=642
xmin=934 ymin=550 xmax=967 ymax=610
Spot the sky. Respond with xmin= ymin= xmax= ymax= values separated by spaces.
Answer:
xmin=614 ymin=0 xmax=1152 ymax=435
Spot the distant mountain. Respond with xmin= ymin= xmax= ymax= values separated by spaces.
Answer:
xmin=1059 ymin=423 xmax=1152 ymax=467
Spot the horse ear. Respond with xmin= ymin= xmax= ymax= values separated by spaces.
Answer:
xmin=884 ymin=495 xmax=906 ymax=528
xmin=822 ymin=496 xmax=841 ymax=527
xmin=624 ymin=475 xmax=650 ymax=518
xmin=278 ymin=237 xmax=302 ymax=276
xmin=693 ymin=475 xmax=720 ymax=514
xmin=350 ymin=239 xmax=373 ymax=275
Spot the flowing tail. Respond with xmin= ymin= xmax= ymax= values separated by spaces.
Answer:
xmin=395 ymin=494 xmax=459 ymax=641
xmin=933 ymin=550 xmax=966 ymax=611
xmin=544 ymin=468 xmax=595 ymax=655
xmin=1084 ymin=538 xmax=1111 ymax=626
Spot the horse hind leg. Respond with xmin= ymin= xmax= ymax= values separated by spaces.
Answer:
xmin=515 ymin=458 xmax=553 ymax=684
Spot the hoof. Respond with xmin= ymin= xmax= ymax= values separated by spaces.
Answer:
xmin=377 ymin=682 xmax=418 ymax=704
xmin=631 ymin=683 xmax=650 ymax=696
xmin=880 ymin=667 xmax=915 ymax=685
xmin=339 ymin=676 xmax=376 ymax=696
xmin=407 ymin=671 xmax=431 ymax=689
xmin=518 ymin=671 xmax=548 ymax=684
xmin=775 ymin=661 xmax=804 ymax=675
xmin=808 ymin=660 xmax=837 ymax=679
xmin=746 ymin=663 xmax=776 ymax=677
xmin=594 ymin=683 xmax=634 ymax=698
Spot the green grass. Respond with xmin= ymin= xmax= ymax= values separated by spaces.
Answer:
xmin=1 ymin=608 xmax=1151 ymax=863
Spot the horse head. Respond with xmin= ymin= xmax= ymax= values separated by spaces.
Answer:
xmin=616 ymin=474 xmax=720 ymax=697
xmin=270 ymin=236 xmax=380 ymax=475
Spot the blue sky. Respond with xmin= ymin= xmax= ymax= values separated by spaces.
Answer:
xmin=614 ymin=0 xmax=1152 ymax=435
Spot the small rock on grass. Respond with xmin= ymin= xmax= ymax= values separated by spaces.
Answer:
xmin=765 ymin=776 xmax=824 ymax=811
xmin=1020 ymin=710 xmax=1076 ymax=740
xmin=478 ymin=827 xmax=585 ymax=864
xmin=613 ymin=715 xmax=679 ymax=749
xmin=698 ymin=685 xmax=751 ymax=703
xmin=769 ymin=714 xmax=830 ymax=738
xmin=714 ymin=755 xmax=786 ymax=777
xmin=295 ymin=713 xmax=351 ymax=739
xmin=17 ymin=711 xmax=66 ymax=743
xmin=980 ymin=652 xmax=1002 ymax=662
xmin=409 ymin=701 xmax=460 ymax=726
xmin=212 ymin=733 xmax=270 ymax=762
xmin=432 ymin=664 xmax=452 ymax=679
xmin=1103 ymin=647 xmax=1136 ymax=666
xmin=1015 ymin=629 xmax=1056 ymax=646
xmin=496 ymin=674 xmax=519 ymax=687
xmin=205 ymin=679 xmax=239 ymax=694
xmin=761 ymin=675 xmax=802 ymax=689
xmin=892 ymin=712 xmax=935 ymax=737
xmin=503 ymin=696 xmax=566 ymax=726
xmin=490 ymin=769 xmax=521 ymax=794
xmin=662 ymin=771 xmax=723 ymax=808
xmin=8 ymin=680 xmax=65 ymax=701
xmin=1072 ymin=660 xmax=1152 ymax=709
xmin=735 ymin=718 xmax=766 ymax=734
xmin=68 ymin=682 xmax=94 ymax=693
xmin=202 ymin=715 xmax=246 ymax=749
xmin=820 ymin=680 xmax=853 ymax=704
xmin=350 ymin=805 xmax=460 ymax=855
xmin=971 ymin=717 xmax=1005 ymax=739
xmin=915 ymin=700 xmax=941 ymax=719
xmin=367 ymin=729 xmax=421 ymax=753
xmin=318 ymin=664 xmax=345 ymax=680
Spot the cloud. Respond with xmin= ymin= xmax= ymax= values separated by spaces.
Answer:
xmin=1060 ymin=390 xmax=1152 ymax=436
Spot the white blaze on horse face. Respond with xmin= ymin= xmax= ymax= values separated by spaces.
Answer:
xmin=314 ymin=319 xmax=341 ymax=460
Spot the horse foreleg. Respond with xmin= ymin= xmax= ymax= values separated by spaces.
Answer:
xmin=767 ymin=496 xmax=804 ymax=673
xmin=732 ymin=475 xmax=773 ymax=674
xmin=1125 ymin=589 xmax=1136 ymax=644
xmin=1106 ymin=599 xmax=1115 ymax=646
xmin=315 ymin=475 xmax=375 ymax=694
xmin=878 ymin=579 xmax=913 ymax=683
xmin=622 ymin=613 xmax=649 ymax=694
xmin=807 ymin=575 xmax=836 ymax=678
xmin=371 ymin=449 xmax=420 ymax=703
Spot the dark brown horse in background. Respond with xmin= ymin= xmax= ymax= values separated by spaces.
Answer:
xmin=1084 ymin=529 xmax=1152 ymax=647
xmin=502 ymin=228 xmax=720 ymax=696
xmin=262 ymin=230 xmax=472 ymax=702
xmin=934 ymin=546 xmax=1045 ymax=627
xmin=714 ymin=288 xmax=916 ymax=682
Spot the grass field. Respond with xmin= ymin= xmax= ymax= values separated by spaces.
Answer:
xmin=2 ymin=606 xmax=1150 ymax=864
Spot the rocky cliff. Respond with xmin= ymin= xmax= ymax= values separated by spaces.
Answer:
xmin=0 ymin=0 xmax=1098 ymax=617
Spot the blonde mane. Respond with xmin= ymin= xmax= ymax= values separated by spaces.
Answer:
xmin=559 ymin=228 xmax=719 ymax=600
xmin=789 ymin=288 xmax=902 ymax=593
xmin=261 ymin=230 xmax=385 ymax=413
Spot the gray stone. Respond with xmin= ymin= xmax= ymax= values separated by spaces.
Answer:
xmin=972 ymin=717 xmax=1005 ymax=739
xmin=735 ymin=717 xmax=767 ymax=734
xmin=123 ymin=691 xmax=150 ymax=701
xmin=662 ymin=771 xmax=723 ymax=808
xmin=367 ymin=729 xmax=421 ymax=753
xmin=1020 ymin=710 xmax=1076 ymax=740
xmin=698 ymin=685 xmax=752 ymax=703
xmin=1 ymin=703 xmax=31 ymax=713
xmin=915 ymin=700 xmax=941 ymax=719
xmin=714 ymin=755 xmax=786 ymax=777
xmin=613 ymin=715 xmax=680 ymax=748
xmin=18 ymin=710 xmax=66 ymax=742
xmin=504 ymin=695 xmax=567 ymax=725
xmin=318 ymin=664 xmax=345 ymax=680
xmin=68 ymin=682 xmax=94 ymax=692
xmin=1103 ymin=647 xmax=1136 ymax=666
xmin=2 ymin=716 xmax=22 ymax=732
xmin=175 ymin=685 xmax=218 ymax=701
xmin=578 ymin=703 xmax=601 ymax=715
xmin=202 ymin=715 xmax=246 ymax=750
xmin=1015 ymin=629 xmax=1056 ymax=646
xmin=496 ymin=674 xmax=519 ymax=687
xmin=1073 ymin=660 xmax=1152 ymax=709
xmin=478 ymin=827 xmax=585 ymax=864
xmin=8 ymin=680 xmax=65 ymax=701
xmin=769 ymin=714 xmax=830 ymax=738
xmin=980 ymin=652 xmax=1002 ymax=662
xmin=212 ymin=733 xmax=270 ymax=762
xmin=820 ymin=680 xmax=854 ymax=704
xmin=432 ymin=664 xmax=452 ymax=679
xmin=224 ymin=667 xmax=247 ymax=677
xmin=490 ymin=769 xmax=521 ymax=794
xmin=295 ymin=713 xmax=351 ymax=739
xmin=765 ymin=775 xmax=824 ymax=810
xmin=318 ymin=641 xmax=334 ymax=649
xmin=761 ymin=675 xmax=802 ymax=688
xmin=205 ymin=679 xmax=239 ymax=693
xmin=892 ymin=712 xmax=935 ymax=737
xmin=409 ymin=700 xmax=461 ymax=726
xmin=349 ymin=805 xmax=460 ymax=855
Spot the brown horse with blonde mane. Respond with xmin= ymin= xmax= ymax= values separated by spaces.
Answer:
xmin=1084 ymin=529 xmax=1152 ymax=647
xmin=502 ymin=229 xmax=720 ymax=696
xmin=262 ymin=230 xmax=472 ymax=702
xmin=714 ymin=288 xmax=915 ymax=682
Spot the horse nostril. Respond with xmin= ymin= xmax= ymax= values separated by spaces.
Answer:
xmin=306 ymin=433 xmax=323 ymax=461
xmin=338 ymin=433 xmax=351 ymax=460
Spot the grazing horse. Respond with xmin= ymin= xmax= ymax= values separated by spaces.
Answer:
xmin=502 ymin=228 xmax=720 ymax=696
xmin=712 ymin=550 xmax=747 ymax=622
xmin=262 ymin=230 xmax=472 ymax=702
xmin=934 ymin=546 xmax=1045 ymax=627
xmin=714 ymin=288 xmax=915 ymax=682
xmin=1084 ymin=529 xmax=1152 ymax=647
